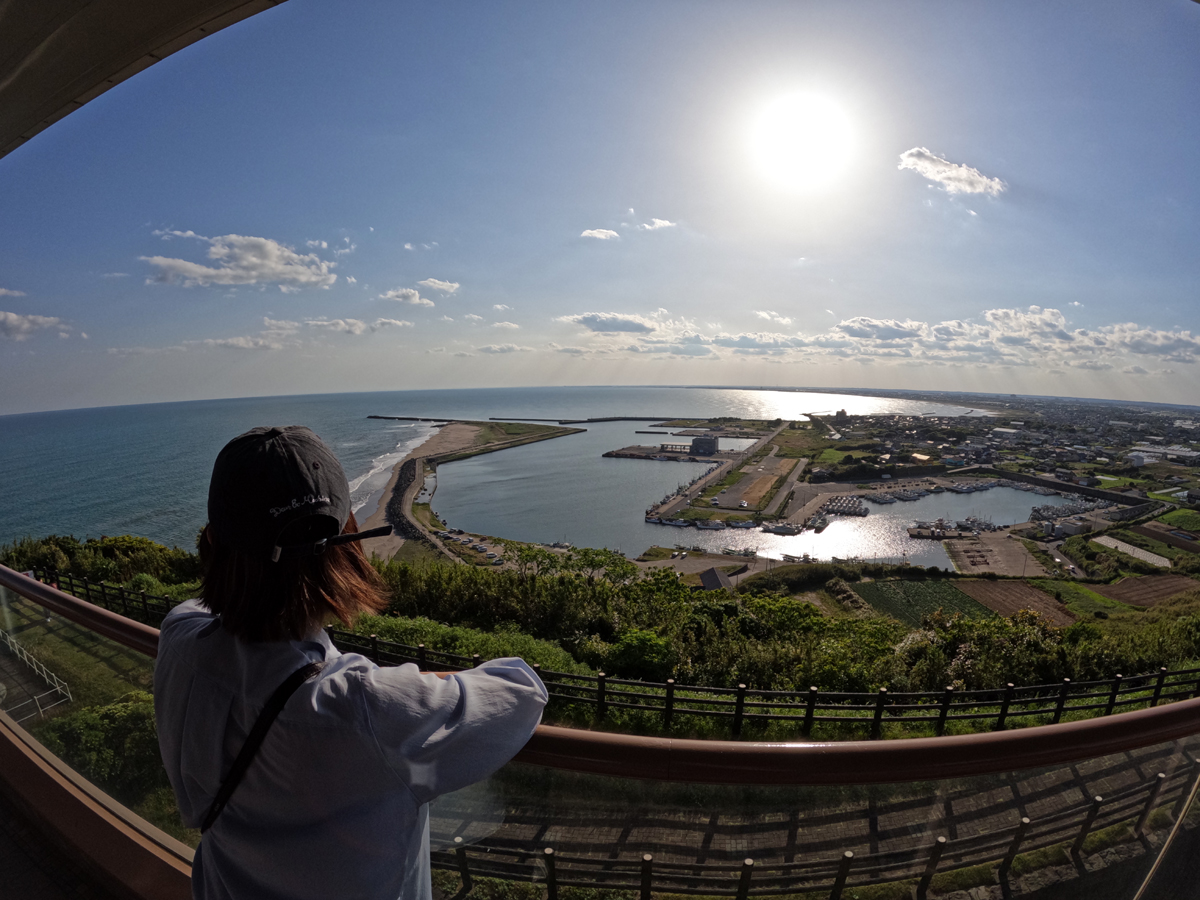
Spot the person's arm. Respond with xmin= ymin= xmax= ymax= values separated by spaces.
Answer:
xmin=358 ymin=657 xmax=547 ymax=803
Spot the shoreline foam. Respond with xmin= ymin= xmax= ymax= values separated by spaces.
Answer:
xmin=360 ymin=422 xmax=482 ymax=561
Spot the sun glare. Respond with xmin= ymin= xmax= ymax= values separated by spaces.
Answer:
xmin=749 ymin=92 xmax=854 ymax=192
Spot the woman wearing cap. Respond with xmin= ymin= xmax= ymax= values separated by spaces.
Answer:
xmin=154 ymin=426 xmax=547 ymax=900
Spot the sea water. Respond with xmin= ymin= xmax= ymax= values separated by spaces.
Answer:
xmin=1 ymin=386 xmax=991 ymax=557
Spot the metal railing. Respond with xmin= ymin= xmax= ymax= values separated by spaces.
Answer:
xmin=0 ymin=624 xmax=72 ymax=722
xmin=6 ymin=563 xmax=1200 ymax=900
xmin=34 ymin=569 xmax=1200 ymax=741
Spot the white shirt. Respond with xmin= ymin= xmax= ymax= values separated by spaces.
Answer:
xmin=154 ymin=599 xmax=547 ymax=900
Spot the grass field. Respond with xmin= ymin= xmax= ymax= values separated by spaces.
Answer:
xmin=1159 ymin=509 xmax=1200 ymax=532
xmin=1027 ymin=579 xmax=1128 ymax=619
xmin=851 ymin=580 xmax=994 ymax=627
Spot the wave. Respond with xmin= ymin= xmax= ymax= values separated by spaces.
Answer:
xmin=349 ymin=423 xmax=438 ymax=517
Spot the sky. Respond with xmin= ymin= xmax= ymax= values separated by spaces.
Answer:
xmin=2 ymin=0 xmax=1200 ymax=415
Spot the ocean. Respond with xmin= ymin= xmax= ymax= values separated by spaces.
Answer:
xmin=0 ymin=386 xmax=1010 ymax=563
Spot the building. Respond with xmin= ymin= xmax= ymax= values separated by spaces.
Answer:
xmin=690 ymin=435 xmax=719 ymax=455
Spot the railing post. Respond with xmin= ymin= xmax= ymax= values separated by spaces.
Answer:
xmin=664 ymin=678 xmax=675 ymax=729
xmin=996 ymin=683 xmax=1015 ymax=731
xmin=640 ymin=853 xmax=653 ymax=900
xmin=1174 ymin=758 xmax=1200 ymax=821
xmin=736 ymin=858 xmax=753 ymax=900
xmin=118 ymin=583 xmax=129 ymax=617
xmin=871 ymin=688 xmax=887 ymax=740
xmin=418 ymin=643 xmax=427 ymax=667
xmin=1072 ymin=796 xmax=1103 ymax=857
xmin=472 ymin=653 xmax=481 ymax=668
xmin=1105 ymin=674 xmax=1123 ymax=717
xmin=804 ymin=686 xmax=818 ymax=737
xmin=935 ymin=686 xmax=954 ymax=736
xmin=733 ymin=684 xmax=747 ymax=738
xmin=369 ymin=634 xmax=379 ymax=664
xmin=915 ymin=836 xmax=945 ymax=900
xmin=454 ymin=836 xmax=472 ymax=891
xmin=597 ymin=672 xmax=607 ymax=720
xmin=1136 ymin=773 xmax=1167 ymax=837
xmin=544 ymin=847 xmax=558 ymax=900
xmin=1052 ymin=678 xmax=1071 ymax=725
xmin=1151 ymin=667 xmax=1168 ymax=707
xmin=829 ymin=850 xmax=853 ymax=900
xmin=999 ymin=816 xmax=1030 ymax=879
xmin=140 ymin=589 xmax=149 ymax=621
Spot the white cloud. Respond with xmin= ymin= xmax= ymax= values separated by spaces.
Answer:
xmin=379 ymin=287 xmax=434 ymax=307
xmin=557 ymin=312 xmax=656 ymax=333
xmin=346 ymin=276 xmax=357 ymax=284
xmin=335 ymin=242 xmax=356 ymax=257
xmin=141 ymin=230 xmax=337 ymax=289
xmin=493 ymin=304 xmax=511 ymax=311
xmin=306 ymin=318 xmax=369 ymax=335
xmin=755 ymin=310 xmax=793 ymax=326
xmin=1124 ymin=365 xmax=1150 ymax=375
xmin=464 ymin=314 xmax=483 ymax=322
xmin=581 ymin=229 xmax=620 ymax=240
xmin=1 ymin=311 xmax=64 ymax=340
xmin=477 ymin=343 xmax=531 ymax=354
xmin=440 ymin=315 xmax=455 ymax=322
xmin=639 ymin=218 xmax=676 ymax=231
xmin=371 ymin=318 xmax=413 ymax=330
xmin=306 ymin=240 xmax=328 ymax=249
xmin=492 ymin=321 xmax=519 ymax=329
xmin=418 ymin=278 xmax=460 ymax=294
xmin=404 ymin=243 xmax=415 ymax=251
xmin=100 ymin=273 xmax=129 ymax=279
xmin=0 ymin=288 xmax=27 ymax=297
xmin=898 ymin=148 xmax=1005 ymax=196
xmin=198 ymin=335 xmax=283 ymax=351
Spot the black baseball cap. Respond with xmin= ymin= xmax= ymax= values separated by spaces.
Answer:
xmin=208 ymin=426 xmax=390 ymax=561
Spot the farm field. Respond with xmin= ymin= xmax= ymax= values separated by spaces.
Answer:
xmin=954 ymin=580 xmax=1074 ymax=626
xmin=1159 ymin=509 xmax=1200 ymax=532
xmin=1092 ymin=575 xmax=1198 ymax=607
xmin=851 ymin=580 xmax=994 ymax=628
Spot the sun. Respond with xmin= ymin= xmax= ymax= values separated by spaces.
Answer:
xmin=748 ymin=92 xmax=854 ymax=192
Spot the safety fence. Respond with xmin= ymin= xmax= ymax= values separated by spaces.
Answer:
xmin=0 ymin=624 xmax=73 ymax=722
xmin=32 ymin=569 xmax=1200 ymax=740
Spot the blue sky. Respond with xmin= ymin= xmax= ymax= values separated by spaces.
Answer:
xmin=2 ymin=0 xmax=1199 ymax=414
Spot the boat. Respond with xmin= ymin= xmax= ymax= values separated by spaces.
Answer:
xmin=727 ymin=519 xmax=757 ymax=528
xmin=697 ymin=520 xmax=727 ymax=530
xmin=663 ymin=518 xmax=693 ymax=527
xmin=929 ymin=485 xmax=945 ymax=493
xmin=644 ymin=516 xmax=662 ymax=524
xmin=761 ymin=523 xmax=801 ymax=535
xmin=811 ymin=514 xmax=830 ymax=533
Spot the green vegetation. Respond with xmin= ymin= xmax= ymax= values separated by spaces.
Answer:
xmin=36 ymin=691 xmax=196 ymax=845
xmin=1028 ymin=578 xmax=1127 ymax=620
xmin=1 ymin=533 xmax=200 ymax=589
xmin=411 ymin=501 xmax=445 ymax=532
xmin=1160 ymin=508 xmax=1200 ymax=532
xmin=851 ymin=581 xmax=993 ymax=628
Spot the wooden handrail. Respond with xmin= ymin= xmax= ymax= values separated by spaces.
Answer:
xmin=5 ymin=563 xmax=1200 ymax=785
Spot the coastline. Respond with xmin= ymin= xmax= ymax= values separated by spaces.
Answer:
xmin=360 ymin=422 xmax=482 ymax=561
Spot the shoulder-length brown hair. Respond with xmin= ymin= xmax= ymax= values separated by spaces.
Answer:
xmin=199 ymin=511 xmax=388 ymax=642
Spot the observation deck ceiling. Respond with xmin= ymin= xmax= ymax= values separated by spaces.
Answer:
xmin=0 ymin=0 xmax=286 ymax=161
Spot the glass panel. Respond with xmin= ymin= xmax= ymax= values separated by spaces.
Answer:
xmin=431 ymin=736 xmax=1200 ymax=899
xmin=0 ymin=585 xmax=196 ymax=847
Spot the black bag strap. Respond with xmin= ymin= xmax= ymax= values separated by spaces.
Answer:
xmin=201 ymin=660 xmax=325 ymax=833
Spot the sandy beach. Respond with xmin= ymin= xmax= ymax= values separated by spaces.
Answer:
xmin=360 ymin=422 xmax=481 ymax=561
